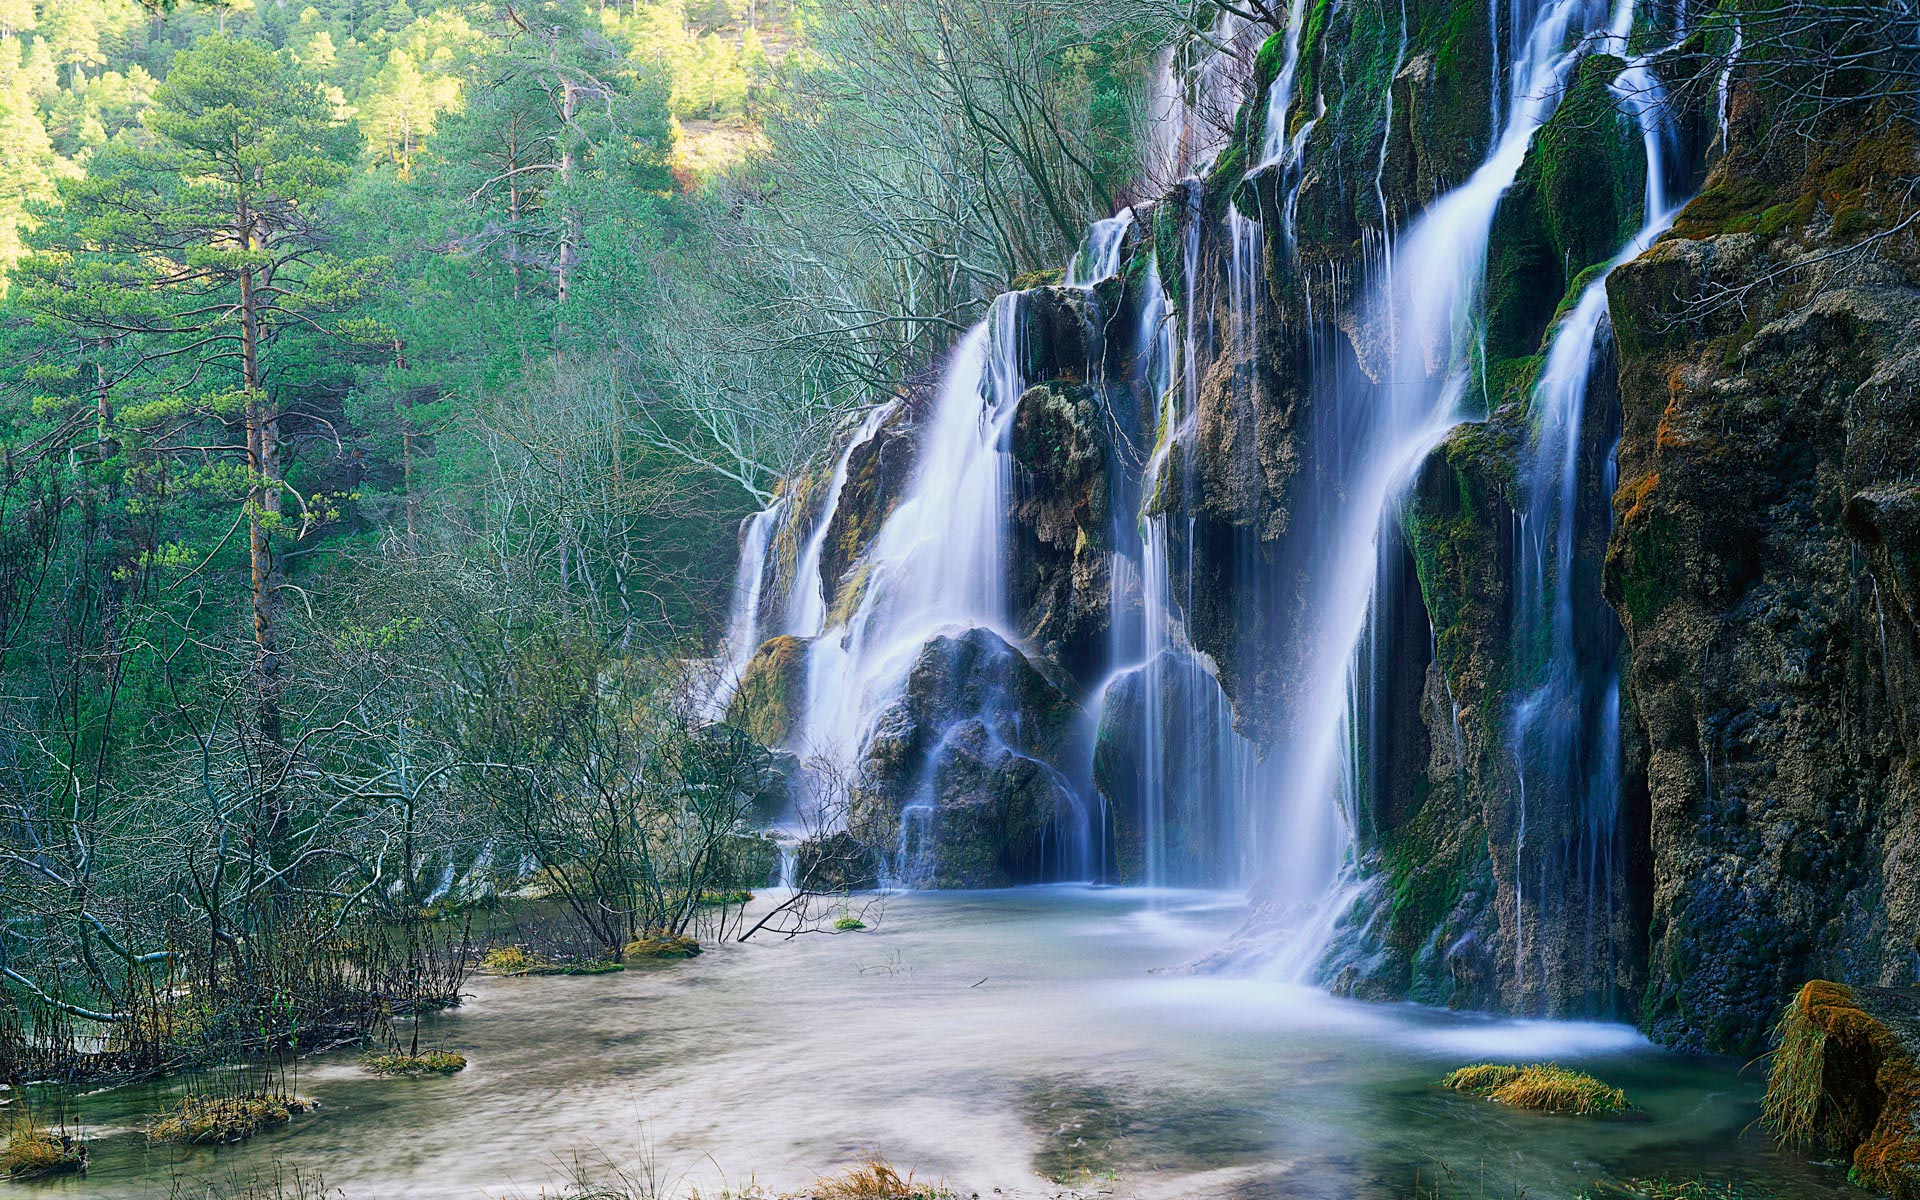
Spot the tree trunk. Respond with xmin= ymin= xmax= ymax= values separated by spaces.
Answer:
xmin=238 ymin=209 xmax=281 ymax=747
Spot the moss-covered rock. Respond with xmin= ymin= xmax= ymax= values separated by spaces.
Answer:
xmin=1765 ymin=982 xmax=1920 ymax=1197
xmin=727 ymin=635 xmax=812 ymax=748
xmin=1484 ymin=54 xmax=1645 ymax=373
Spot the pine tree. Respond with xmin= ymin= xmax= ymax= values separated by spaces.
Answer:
xmin=18 ymin=35 xmax=378 ymax=746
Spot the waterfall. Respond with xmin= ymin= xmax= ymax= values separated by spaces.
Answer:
xmin=1242 ymin=0 xmax=1612 ymax=956
xmin=704 ymin=502 xmax=783 ymax=718
xmin=1505 ymin=4 xmax=1687 ymax=1009
xmin=784 ymin=403 xmax=897 ymax=638
xmin=793 ymin=296 xmax=1033 ymax=826
xmin=1256 ymin=0 xmax=1310 ymax=167
xmin=1068 ymin=210 xmax=1135 ymax=286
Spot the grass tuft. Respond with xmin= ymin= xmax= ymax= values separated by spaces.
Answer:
xmin=833 ymin=916 xmax=867 ymax=931
xmin=1 ymin=1119 xmax=87 ymax=1179
xmin=147 ymin=1093 xmax=317 ymax=1145
xmin=1441 ymin=1062 xmax=1629 ymax=1115
xmin=360 ymin=1048 xmax=468 ymax=1076
xmin=808 ymin=1155 xmax=955 ymax=1200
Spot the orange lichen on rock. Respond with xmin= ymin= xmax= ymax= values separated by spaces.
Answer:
xmin=1765 ymin=980 xmax=1920 ymax=1199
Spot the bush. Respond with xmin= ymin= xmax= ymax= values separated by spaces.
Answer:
xmin=834 ymin=916 xmax=867 ymax=931
xmin=1 ymin=1121 xmax=86 ymax=1178
xmin=360 ymin=1049 xmax=469 ymax=1076
xmin=1440 ymin=1063 xmax=1629 ymax=1115
xmin=147 ymin=1094 xmax=318 ymax=1145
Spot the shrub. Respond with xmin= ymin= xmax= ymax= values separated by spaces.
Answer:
xmin=700 ymin=889 xmax=755 ymax=905
xmin=360 ymin=1049 xmax=468 ymax=1076
xmin=148 ymin=1094 xmax=317 ymax=1145
xmin=1441 ymin=1062 xmax=1629 ymax=1115
xmin=834 ymin=916 xmax=867 ymax=931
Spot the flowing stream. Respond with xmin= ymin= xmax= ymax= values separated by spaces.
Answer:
xmin=32 ymin=890 xmax=1855 ymax=1200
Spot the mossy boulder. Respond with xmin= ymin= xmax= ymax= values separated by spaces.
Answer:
xmin=1765 ymin=982 xmax=1920 ymax=1197
xmin=727 ymin=635 xmax=812 ymax=748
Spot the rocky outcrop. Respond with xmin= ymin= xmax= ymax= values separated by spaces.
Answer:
xmin=1603 ymin=177 xmax=1920 ymax=1052
xmin=1011 ymin=382 xmax=1112 ymax=681
xmin=852 ymin=627 xmax=1090 ymax=888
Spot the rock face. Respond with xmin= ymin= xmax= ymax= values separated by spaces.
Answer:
xmin=851 ymin=627 xmax=1090 ymax=888
xmin=728 ymin=635 xmax=812 ymax=748
xmin=1603 ymin=184 xmax=1920 ymax=1053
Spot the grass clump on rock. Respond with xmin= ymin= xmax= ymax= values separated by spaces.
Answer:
xmin=1 ymin=1119 xmax=87 ymax=1178
xmin=360 ymin=1049 xmax=468 ymax=1076
xmin=834 ymin=916 xmax=867 ymax=931
xmin=624 ymin=933 xmax=700 ymax=959
xmin=147 ymin=1093 xmax=317 ymax=1145
xmin=1764 ymin=980 xmax=1920 ymax=1199
xmin=480 ymin=944 xmax=622 ymax=976
xmin=1441 ymin=1062 xmax=1629 ymax=1115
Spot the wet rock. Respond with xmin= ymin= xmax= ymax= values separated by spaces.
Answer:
xmin=1605 ymin=188 xmax=1920 ymax=1053
xmin=851 ymin=627 xmax=1089 ymax=888
xmin=1010 ymin=382 xmax=1112 ymax=681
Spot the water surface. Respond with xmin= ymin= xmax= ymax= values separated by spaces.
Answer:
xmin=17 ymin=889 xmax=1850 ymax=1198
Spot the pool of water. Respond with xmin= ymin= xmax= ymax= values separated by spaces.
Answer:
xmin=9 ymin=888 xmax=1853 ymax=1198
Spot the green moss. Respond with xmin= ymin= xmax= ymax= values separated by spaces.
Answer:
xmin=624 ymin=933 xmax=701 ymax=959
xmin=833 ymin=915 xmax=866 ymax=931
xmin=727 ymin=634 xmax=810 ymax=746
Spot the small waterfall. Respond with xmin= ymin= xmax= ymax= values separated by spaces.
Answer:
xmin=1505 ymin=5 xmax=1687 ymax=1009
xmin=1256 ymin=0 xmax=1310 ymax=167
xmin=1068 ymin=211 xmax=1135 ymax=286
xmin=793 ymin=296 xmax=1037 ymax=830
xmin=705 ymin=502 xmax=783 ymax=717
xmin=785 ymin=404 xmax=897 ymax=638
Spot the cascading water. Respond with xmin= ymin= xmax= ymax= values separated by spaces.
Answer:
xmin=1227 ymin=0 xmax=1618 ymax=976
xmin=705 ymin=502 xmax=783 ymax=718
xmin=1504 ymin=2 xmax=1688 ymax=1009
xmin=784 ymin=404 xmax=897 ymax=638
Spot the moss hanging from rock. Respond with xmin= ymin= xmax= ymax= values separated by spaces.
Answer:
xmin=1765 ymin=982 xmax=1920 ymax=1198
